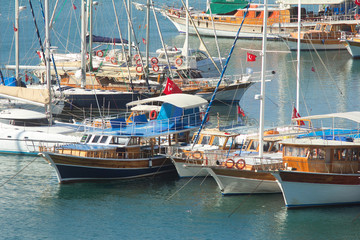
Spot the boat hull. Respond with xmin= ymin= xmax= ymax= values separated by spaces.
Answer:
xmin=42 ymin=152 xmax=175 ymax=183
xmin=171 ymin=158 xmax=209 ymax=177
xmin=273 ymin=171 xmax=360 ymax=208
xmin=207 ymin=167 xmax=281 ymax=195
xmin=196 ymin=82 xmax=253 ymax=103
xmin=344 ymin=39 xmax=360 ymax=58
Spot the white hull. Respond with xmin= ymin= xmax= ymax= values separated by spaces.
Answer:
xmin=273 ymin=171 xmax=360 ymax=208
xmin=207 ymin=168 xmax=281 ymax=195
xmin=344 ymin=39 xmax=360 ymax=58
xmin=0 ymin=128 xmax=80 ymax=154
xmin=172 ymin=159 xmax=209 ymax=177
xmin=165 ymin=15 xmax=282 ymax=39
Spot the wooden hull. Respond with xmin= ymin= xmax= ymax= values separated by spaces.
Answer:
xmin=42 ymin=153 xmax=175 ymax=183
xmin=273 ymin=171 xmax=360 ymax=208
xmin=344 ymin=39 xmax=360 ymax=58
xmin=284 ymin=37 xmax=346 ymax=51
xmin=208 ymin=167 xmax=281 ymax=195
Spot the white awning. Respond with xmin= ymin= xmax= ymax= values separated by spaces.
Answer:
xmin=293 ymin=111 xmax=360 ymax=123
xmin=278 ymin=0 xmax=346 ymax=5
xmin=127 ymin=93 xmax=208 ymax=109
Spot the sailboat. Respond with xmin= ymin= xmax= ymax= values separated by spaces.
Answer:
xmin=0 ymin=0 xmax=85 ymax=155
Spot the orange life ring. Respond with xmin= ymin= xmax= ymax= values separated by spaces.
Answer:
xmin=236 ymin=159 xmax=246 ymax=170
xmin=152 ymin=64 xmax=159 ymax=72
xmin=133 ymin=54 xmax=140 ymax=60
xmin=175 ymin=57 xmax=183 ymax=66
xmin=264 ymin=130 xmax=279 ymax=136
xmin=149 ymin=110 xmax=157 ymax=120
xmin=151 ymin=57 xmax=159 ymax=65
xmin=355 ymin=14 xmax=360 ymax=20
xmin=111 ymin=57 xmax=117 ymax=64
xmin=136 ymin=65 xmax=143 ymax=73
xmin=225 ymin=159 xmax=235 ymax=168
xmin=96 ymin=50 xmax=104 ymax=57
xmin=192 ymin=151 xmax=203 ymax=159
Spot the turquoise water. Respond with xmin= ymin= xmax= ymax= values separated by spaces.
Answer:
xmin=1 ymin=154 xmax=360 ymax=239
xmin=2 ymin=1 xmax=360 ymax=239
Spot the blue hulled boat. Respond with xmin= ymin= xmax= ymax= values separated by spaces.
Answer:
xmin=39 ymin=94 xmax=208 ymax=183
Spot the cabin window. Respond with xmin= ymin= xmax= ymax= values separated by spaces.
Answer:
xmin=309 ymin=148 xmax=325 ymax=160
xmin=12 ymin=118 xmax=50 ymax=127
xmin=221 ymin=17 xmax=226 ymax=21
xmin=200 ymin=136 xmax=211 ymax=145
xmin=92 ymin=135 xmax=101 ymax=143
xmin=86 ymin=135 xmax=92 ymax=143
xmin=284 ymin=146 xmax=308 ymax=157
xmin=340 ymin=25 xmax=352 ymax=32
xmin=80 ymin=135 xmax=88 ymax=143
xmin=214 ymin=17 xmax=219 ymax=20
xmin=100 ymin=136 xmax=108 ymax=143
xmin=129 ymin=137 xmax=138 ymax=145
xmin=203 ymin=17 xmax=209 ymax=20
xmin=255 ymin=12 xmax=261 ymax=17
xmin=212 ymin=136 xmax=220 ymax=146
xmin=325 ymin=25 xmax=332 ymax=32
xmin=248 ymin=140 xmax=259 ymax=151
xmin=112 ymin=137 xmax=129 ymax=145
xmin=314 ymin=24 xmax=321 ymax=31
xmin=225 ymin=138 xmax=233 ymax=147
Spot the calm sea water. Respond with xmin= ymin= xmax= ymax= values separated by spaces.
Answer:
xmin=2 ymin=1 xmax=360 ymax=239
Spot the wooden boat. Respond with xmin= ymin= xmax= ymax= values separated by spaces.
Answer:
xmin=271 ymin=111 xmax=360 ymax=208
xmin=341 ymin=29 xmax=360 ymax=58
xmin=162 ymin=2 xmax=316 ymax=39
xmin=39 ymin=93 xmax=209 ymax=183
xmin=282 ymin=21 xmax=358 ymax=51
xmin=167 ymin=128 xmax=240 ymax=177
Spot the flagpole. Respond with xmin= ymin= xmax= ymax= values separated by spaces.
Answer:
xmin=296 ymin=0 xmax=301 ymax=112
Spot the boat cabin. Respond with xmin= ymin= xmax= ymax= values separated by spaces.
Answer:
xmin=281 ymin=138 xmax=360 ymax=174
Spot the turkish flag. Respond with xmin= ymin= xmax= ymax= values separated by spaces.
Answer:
xmin=237 ymin=105 xmax=245 ymax=117
xmin=13 ymin=24 xmax=18 ymax=32
xmin=142 ymin=38 xmax=146 ymax=45
xmin=356 ymin=0 xmax=360 ymax=6
xmin=246 ymin=52 xmax=257 ymax=62
xmin=163 ymin=78 xmax=183 ymax=95
xmin=73 ymin=4 xmax=77 ymax=10
xmin=292 ymin=107 xmax=305 ymax=125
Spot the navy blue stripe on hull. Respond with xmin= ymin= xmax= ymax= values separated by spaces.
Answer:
xmin=55 ymin=164 xmax=175 ymax=181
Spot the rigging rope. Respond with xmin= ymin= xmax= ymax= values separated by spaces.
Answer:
xmin=192 ymin=2 xmax=252 ymax=149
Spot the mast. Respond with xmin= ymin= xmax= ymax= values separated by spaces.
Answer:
xmin=44 ymin=0 xmax=52 ymax=122
xmin=128 ymin=0 xmax=132 ymax=62
xmin=80 ymin=0 xmax=87 ymax=88
xmin=184 ymin=0 xmax=189 ymax=68
xmin=88 ymin=0 xmax=93 ymax=71
xmin=146 ymin=0 xmax=150 ymax=80
xmin=296 ymin=0 xmax=301 ymax=111
xmin=258 ymin=0 xmax=268 ymax=158
xmin=15 ymin=0 xmax=20 ymax=85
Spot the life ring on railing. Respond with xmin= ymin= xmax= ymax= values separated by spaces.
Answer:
xmin=136 ymin=65 xmax=143 ymax=73
xmin=236 ymin=159 xmax=246 ymax=170
xmin=151 ymin=57 xmax=159 ymax=65
xmin=152 ymin=64 xmax=159 ymax=72
xmin=225 ymin=159 xmax=235 ymax=168
xmin=175 ymin=57 xmax=183 ymax=66
xmin=355 ymin=14 xmax=360 ymax=20
xmin=149 ymin=110 xmax=157 ymax=120
xmin=192 ymin=151 xmax=203 ymax=159
xmin=111 ymin=57 xmax=117 ymax=65
xmin=133 ymin=54 xmax=140 ymax=60
xmin=96 ymin=50 xmax=104 ymax=57
xmin=199 ymin=112 xmax=209 ymax=122
xmin=136 ymin=58 xmax=142 ymax=65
